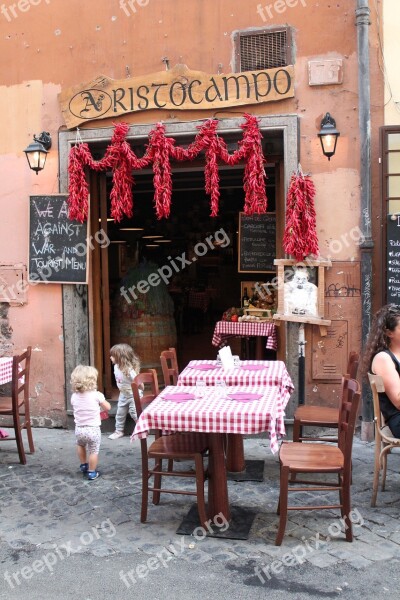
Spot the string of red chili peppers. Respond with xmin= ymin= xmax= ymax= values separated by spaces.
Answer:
xmin=283 ymin=168 xmax=319 ymax=261
xmin=67 ymin=115 xmax=268 ymax=223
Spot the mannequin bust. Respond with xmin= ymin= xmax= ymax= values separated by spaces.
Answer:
xmin=284 ymin=267 xmax=318 ymax=317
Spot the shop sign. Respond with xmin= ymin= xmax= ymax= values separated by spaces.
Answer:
xmin=59 ymin=64 xmax=295 ymax=129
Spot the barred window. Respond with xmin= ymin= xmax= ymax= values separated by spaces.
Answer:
xmin=234 ymin=28 xmax=292 ymax=72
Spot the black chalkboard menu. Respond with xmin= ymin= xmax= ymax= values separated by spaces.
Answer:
xmin=387 ymin=214 xmax=400 ymax=303
xmin=238 ymin=212 xmax=276 ymax=273
xmin=29 ymin=195 xmax=88 ymax=284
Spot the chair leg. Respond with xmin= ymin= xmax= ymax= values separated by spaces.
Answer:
xmin=342 ymin=476 xmax=353 ymax=542
xmin=290 ymin=420 xmax=302 ymax=482
xmin=14 ymin=412 xmax=26 ymax=465
xmin=194 ymin=455 xmax=208 ymax=530
xmin=141 ymin=453 xmax=149 ymax=523
xmin=371 ymin=441 xmax=381 ymax=507
xmin=24 ymin=406 xmax=35 ymax=453
xmin=381 ymin=447 xmax=390 ymax=492
xmin=152 ymin=459 xmax=162 ymax=505
xmin=292 ymin=417 xmax=301 ymax=443
xmin=26 ymin=424 xmax=35 ymax=454
xmin=275 ymin=465 xmax=289 ymax=546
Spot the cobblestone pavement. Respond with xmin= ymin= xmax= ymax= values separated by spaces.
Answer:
xmin=0 ymin=428 xmax=400 ymax=597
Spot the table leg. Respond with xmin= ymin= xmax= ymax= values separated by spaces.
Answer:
xmin=226 ymin=434 xmax=246 ymax=472
xmin=255 ymin=336 xmax=264 ymax=360
xmin=207 ymin=433 xmax=231 ymax=522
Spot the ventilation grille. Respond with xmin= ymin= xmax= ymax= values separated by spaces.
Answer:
xmin=240 ymin=30 xmax=289 ymax=71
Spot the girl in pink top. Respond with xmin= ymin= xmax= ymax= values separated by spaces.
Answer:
xmin=71 ymin=365 xmax=111 ymax=481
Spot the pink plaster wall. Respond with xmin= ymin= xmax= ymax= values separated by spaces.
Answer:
xmin=0 ymin=0 xmax=384 ymax=421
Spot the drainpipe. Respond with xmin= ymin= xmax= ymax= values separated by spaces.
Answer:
xmin=356 ymin=0 xmax=374 ymax=441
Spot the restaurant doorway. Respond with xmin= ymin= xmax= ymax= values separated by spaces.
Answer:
xmin=89 ymin=141 xmax=283 ymax=398
xmin=60 ymin=115 xmax=300 ymax=410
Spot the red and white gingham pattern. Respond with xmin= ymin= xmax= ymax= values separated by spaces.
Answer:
xmin=177 ymin=360 xmax=293 ymax=388
xmin=212 ymin=321 xmax=278 ymax=351
xmin=131 ymin=380 xmax=293 ymax=454
xmin=0 ymin=357 xmax=13 ymax=385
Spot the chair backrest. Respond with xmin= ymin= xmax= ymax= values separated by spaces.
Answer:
xmin=160 ymin=348 xmax=179 ymax=386
xmin=346 ymin=351 xmax=359 ymax=381
xmin=338 ymin=377 xmax=361 ymax=472
xmin=368 ymin=373 xmax=386 ymax=431
xmin=131 ymin=369 xmax=160 ymax=419
xmin=12 ymin=346 xmax=32 ymax=406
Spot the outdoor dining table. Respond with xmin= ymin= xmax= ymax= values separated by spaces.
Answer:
xmin=212 ymin=320 xmax=278 ymax=359
xmin=177 ymin=360 xmax=293 ymax=475
xmin=0 ymin=357 xmax=13 ymax=385
xmin=131 ymin=381 xmax=293 ymax=538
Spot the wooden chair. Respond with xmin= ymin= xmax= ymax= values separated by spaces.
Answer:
xmin=292 ymin=351 xmax=359 ymax=443
xmin=160 ymin=347 xmax=179 ymax=386
xmin=275 ymin=377 xmax=360 ymax=545
xmin=132 ymin=369 xmax=209 ymax=528
xmin=368 ymin=373 xmax=400 ymax=507
xmin=0 ymin=347 xmax=34 ymax=464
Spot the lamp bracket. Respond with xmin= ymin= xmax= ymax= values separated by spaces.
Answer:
xmin=320 ymin=113 xmax=336 ymax=129
xmin=33 ymin=131 xmax=52 ymax=151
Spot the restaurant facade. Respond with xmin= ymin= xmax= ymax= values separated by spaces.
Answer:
xmin=0 ymin=0 xmax=386 ymax=435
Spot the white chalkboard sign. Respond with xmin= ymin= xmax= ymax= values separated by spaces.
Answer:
xmin=387 ymin=214 xmax=400 ymax=303
xmin=29 ymin=195 xmax=88 ymax=284
xmin=238 ymin=212 xmax=276 ymax=273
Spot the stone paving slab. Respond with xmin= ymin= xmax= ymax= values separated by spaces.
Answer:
xmin=0 ymin=427 xmax=400 ymax=580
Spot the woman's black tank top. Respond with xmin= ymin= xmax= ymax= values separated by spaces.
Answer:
xmin=375 ymin=350 xmax=400 ymax=421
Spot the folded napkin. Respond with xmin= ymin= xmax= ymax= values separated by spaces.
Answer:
xmin=161 ymin=393 xmax=195 ymax=402
xmin=240 ymin=365 xmax=268 ymax=371
xmin=219 ymin=346 xmax=235 ymax=370
xmin=0 ymin=428 xmax=9 ymax=438
xmin=226 ymin=392 xmax=263 ymax=402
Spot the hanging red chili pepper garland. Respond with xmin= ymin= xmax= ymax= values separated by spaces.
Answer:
xmin=283 ymin=168 xmax=319 ymax=261
xmin=67 ymin=115 xmax=268 ymax=222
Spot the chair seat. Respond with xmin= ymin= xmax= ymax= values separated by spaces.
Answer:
xmin=148 ymin=432 xmax=209 ymax=458
xmin=280 ymin=442 xmax=344 ymax=472
xmin=380 ymin=425 xmax=400 ymax=444
xmin=294 ymin=405 xmax=338 ymax=426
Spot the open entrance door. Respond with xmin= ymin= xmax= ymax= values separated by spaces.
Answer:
xmin=88 ymin=171 xmax=112 ymax=398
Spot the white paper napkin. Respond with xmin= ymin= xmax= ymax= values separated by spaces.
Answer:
xmin=218 ymin=346 xmax=234 ymax=370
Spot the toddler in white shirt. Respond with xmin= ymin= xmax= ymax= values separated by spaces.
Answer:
xmin=71 ymin=365 xmax=111 ymax=480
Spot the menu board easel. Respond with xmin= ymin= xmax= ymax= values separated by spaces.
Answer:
xmin=238 ymin=212 xmax=276 ymax=273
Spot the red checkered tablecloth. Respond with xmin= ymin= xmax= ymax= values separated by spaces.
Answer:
xmin=177 ymin=360 xmax=293 ymax=388
xmin=131 ymin=382 xmax=293 ymax=454
xmin=0 ymin=357 xmax=13 ymax=385
xmin=212 ymin=321 xmax=278 ymax=351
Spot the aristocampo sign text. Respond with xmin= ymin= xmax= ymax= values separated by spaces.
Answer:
xmin=59 ymin=64 xmax=295 ymax=129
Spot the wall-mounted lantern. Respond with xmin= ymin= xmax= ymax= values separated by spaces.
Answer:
xmin=318 ymin=113 xmax=340 ymax=161
xmin=23 ymin=132 xmax=52 ymax=174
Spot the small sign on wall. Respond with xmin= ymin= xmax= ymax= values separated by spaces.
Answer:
xmin=0 ymin=264 xmax=28 ymax=305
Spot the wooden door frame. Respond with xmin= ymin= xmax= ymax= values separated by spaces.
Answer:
xmin=88 ymin=172 xmax=112 ymax=397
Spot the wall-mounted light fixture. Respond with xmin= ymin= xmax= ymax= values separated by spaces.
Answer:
xmin=318 ymin=113 xmax=340 ymax=161
xmin=23 ymin=131 xmax=52 ymax=174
